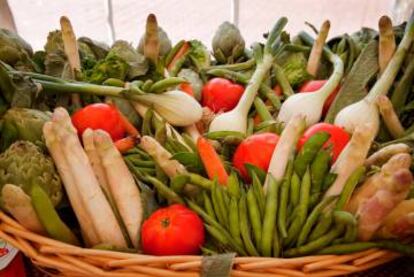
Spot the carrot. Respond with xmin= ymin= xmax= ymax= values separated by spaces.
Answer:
xmin=118 ymin=111 xmax=140 ymax=137
xmin=114 ymin=136 xmax=140 ymax=153
xmin=167 ymin=41 xmax=190 ymax=71
xmin=197 ymin=136 xmax=229 ymax=185
xmin=180 ymin=83 xmax=195 ymax=97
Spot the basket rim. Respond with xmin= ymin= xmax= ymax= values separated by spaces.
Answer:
xmin=0 ymin=211 xmax=400 ymax=277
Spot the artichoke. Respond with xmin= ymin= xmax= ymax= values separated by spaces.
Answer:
xmin=0 ymin=28 xmax=35 ymax=71
xmin=78 ymin=37 xmax=109 ymax=60
xmin=0 ymin=108 xmax=51 ymax=151
xmin=138 ymin=26 xmax=172 ymax=57
xmin=43 ymin=30 xmax=71 ymax=78
xmin=276 ymin=50 xmax=312 ymax=88
xmin=109 ymin=40 xmax=149 ymax=79
xmin=0 ymin=141 xmax=62 ymax=208
xmin=212 ymin=22 xmax=245 ymax=64
xmin=86 ymin=55 xmax=129 ymax=84
xmin=188 ymin=40 xmax=211 ymax=70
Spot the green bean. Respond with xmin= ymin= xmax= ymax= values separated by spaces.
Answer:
xmin=310 ymin=148 xmax=332 ymax=194
xmin=187 ymin=200 xmax=247 ymax=256
xmin=204 ymin=131 xmax=246 ymax=141
xmin=141 ymin=108 xmax=154 ymax=136
xmin=229 ymin=197 xmax=243 ymax=246
xmin=205 ymin=58 xmax=255 ymax=71
xmin=227 ymin=171 xmax=241 ymax=199
xmin=127 ymin=147 xmax=152 ymax=160
xmin=127 ymin=158 xmax=155 ymax=168
xmin=247 ymin=117 xmax=254 ymax=136
xmin=273 ymin=63 xmax=294 ymax=97
xmin=165 ymin=40 xmax=185 ymax=66
xmin=308 ymin=212 xmax=333 ymax=241
xmin=247 ymin=188 xmax=262 ymax=246
xmin=317 ymin=242 xmax=378 ymax=255
xmin=154 ymin=124 xmax=167 ymax=145
xmin=254 ymin=97 xmax=273 ymax=122
xmin=138 ymin=167 xmax=156 ymax=175
xmin=335 ymin=166 xmax=365 ymax=210
xmin=290 ymin=172 xmax=300 ymax=207
xmin=294 ymin=132 xmax=331 ymax=177
xmin=246 ymin=164 xmax=267 ymax=184
xmin=205 ymin=224 xmax=229 ymax=245
xmin=391 ymin=57 xmax=414 ymax=112
xmin=297 ymin=196 xmax=337 ymax=247
xmin=322 ymin=173 xmax=337 ymax=191
xmin=187 ymin=173 xmax=213 ymax=190
xmin=146 ymin=176 xmax=184 ymax=204
xmin=142 ymin=79 xmax=154 ymax=92
xmin=221 ymin=186 xmax=230 ymax=211
xmin=150 ymin=77 xmax=186 ymax=93
xmin=265 ymin=92 xmax=282 ymax=109
xmin=285 ymin=168 xmax=311 ymax=246
xmin=273 ymin=229 xmax=281 ymax=257
xmin=170 ymin=175 xmax=189 ymax=194
xmin=102 ymin=78 xmax=125 ymax=87
xmin=211 ymin=182 xmax=226 ymax=226
xmin=378 ymin=241 xmax=414 ymax=255
xmin=203 ymin=191 xmax=216 ymax=221
xmin=284 ymin=225 xmax=345 ymax=257
xmin=252 ymin=172 xmax=265 ymax=216
xmin=343 ymin=217 xmax=357 ymax=243
xmin=155 ymin=163 xmax=168 ymax=185
xmin=239 ymin=193 xmax=260 ymax=256
xmin=309 ymin=193 xmax=322 ymax=209
xmin=260 ymin=175 xmax=281 ymax=257
xmin=278 ymin=159 xmax=294 ymax=239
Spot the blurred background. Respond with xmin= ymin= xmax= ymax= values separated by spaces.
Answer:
xmin=1 ymin=0 xmax=413 ymax=50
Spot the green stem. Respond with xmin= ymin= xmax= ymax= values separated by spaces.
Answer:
xmin=205 ymin=58 xmax=255 ymax=71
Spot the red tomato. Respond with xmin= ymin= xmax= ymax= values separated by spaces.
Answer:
xmin=233 ymin=133 xmax=279 ymax=182
xmin=297 ymin=123 xmax=350 ymax=162
xmin=201 ymin=78 xmax=244 ymax=112
xmin=299 ymin=80 xmax=340 ymax=115
xmin=71 ymin=103 xmax=126 ymax=141
xmin=179 ymin=83 xmax=194 ymax=97
xmin=141 ymin=204 xmax=205 ymax=255
xmin=0 ymin=253 xmax=26 ymax=277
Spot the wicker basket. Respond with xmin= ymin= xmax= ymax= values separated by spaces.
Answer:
xmin=0 ymin=212 xmax=401 ymax=277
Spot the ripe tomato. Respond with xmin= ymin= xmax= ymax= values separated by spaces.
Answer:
xmin=297 ymin=123 xmax=350 ymax=162
xmin=71 ymin=103 xmax=126 ymax=141
xmin=233 ymin=133 xmax=279 ymax=182
xmin=141 ymin=204 xmax=205 ymax=255
xmin=201 ymin=78 xmax=244 ymax=112
xmin=299 ymin=80 xmax=340 ymax=115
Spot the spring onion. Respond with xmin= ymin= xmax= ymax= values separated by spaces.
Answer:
xmin=208 ymin=17 xmax=288 ymax=134
xmin=334 ymin=13 xmax=414 ymax=134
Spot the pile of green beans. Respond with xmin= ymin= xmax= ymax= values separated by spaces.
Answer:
xmin=186 ymin=132 xmax=373 ymax=257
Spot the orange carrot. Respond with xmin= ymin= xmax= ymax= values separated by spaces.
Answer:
xmin=115 ymin=136 xmax=140 ymax=153
xmin=118 ymin=111 xmax=140 ymax=137
xmin=197 ymin=137 xmax=229 ymax=185
xmin=179 ymin=83 xmax=195 ymax=97
xmin=167 ymin=41 xmax=190 ymax=71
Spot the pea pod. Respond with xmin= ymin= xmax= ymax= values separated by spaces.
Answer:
xmin=227 ymin=171 xmax=241 ymax=199
xmin=142 ymin=79 xmax=154 ymax=92
xmin=31 ymin=184 xmax=80 ymax=245
xmin=239 ymin=193 xmax=260 ymax=256
xmin=150 ymin=77 xmax=187 ymax=94
xmin=102 ymin=78 xmax=125 ymax=87
xmin=294 ymin=132 xmax=331 ymax=177
xmin=146 ymin=176 xmax=184 ymax=204
xmin=310 ymin=148 xmax=332 ymax=194
xmin=284 ymin=224 xmax=345 ymax=257
xmin=203 ymin=191 xmax=217 ymax=221
xmin=290 ymin=172 xmax=300 ymax=207
xmin=260 ymin=175 xmax=281 ymax=257
xmin=308 ymin=212 xmax=333 ymax=242
xmin=335 ymin=166 xmax=365 ymax=210
xmin=251 ymin=172 xmax=265 ymax=216
xmin=247 ymin=188 xmax=262 ymax=246
xmin=205 ymin=131 xmax=246 ymax=141
xmin=296 ymin=195 xmax=337 ymax=247
xmin=277 ymin=159 xmax=294 ymax=239
xmin=229 ymin=197 xmax=243 ymax=246
xmin=285 ymin=168 xmax=311 ymax=246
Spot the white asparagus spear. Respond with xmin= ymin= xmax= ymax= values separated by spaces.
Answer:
xmin=51 ymin=108 xmax=127 ymax=247
xmin=94 ymin=130 xmax=143 ymax=248
xmin=2 ymin=184 xmax=45 ymax=234
xmin=82 ymin=129 xmax=110 ymax=192
xmin=43 ymin=122 xmax=100 ymax=246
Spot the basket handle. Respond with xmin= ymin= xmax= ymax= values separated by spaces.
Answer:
xmin=201 ymin=252 xmax=236 ymax=277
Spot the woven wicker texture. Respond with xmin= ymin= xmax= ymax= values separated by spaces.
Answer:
xmin=0 ymin=211 xmax=404 ymax=277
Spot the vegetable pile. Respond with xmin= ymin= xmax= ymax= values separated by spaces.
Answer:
xmin=1 ymin=12 xmax=414 ymax=261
